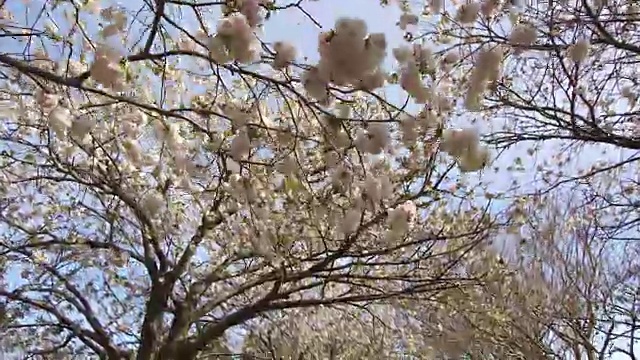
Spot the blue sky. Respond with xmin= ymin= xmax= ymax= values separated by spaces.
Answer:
xmin=1 ymin=0 xmax=638 ymax=358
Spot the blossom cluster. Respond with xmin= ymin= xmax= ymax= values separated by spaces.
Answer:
xmin=440 ymin=128 xmax=490 ymax=172
xmin=568 ymin=39 xmax=590 ymax=63
xmin=99 ymin=7 xmax=127 ymax=38
xmin=90 ymin=45 xmax=125 ymax=91
xmin=455 ymin=0 xmax=504 ymax=21
xmin=394 ymin=44 xmax=437 ymax=104
xmin=303 ymin=18 xmax=388 ymax=102
xmin=35 ymin=89 xmax=97 ymax=144
xmin=207 ymin=1 xmax=297 ymax=68
xmin=509 ymin=23 xmax=537 ymax=55
xmin=86 ymin=7 xmax=127 ymax=91
xmin=208 ymin=13 xmax=260 ymax=64
xmin=465 ymin=47 xmax=503 ymax=110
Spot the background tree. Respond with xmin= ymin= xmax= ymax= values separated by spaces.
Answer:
xmin=412 ymin=0 xmax=640 ymax=227
xmin=398 ymin=189 xmax=640 ymax=360
xmin=511 ymin=189 xmax=640 ymax=360
xmin=405 ymin=0 xmax=640 ymax=357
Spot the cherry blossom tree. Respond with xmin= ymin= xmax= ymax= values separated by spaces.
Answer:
xmin=0 ymin=0 xmax=502 ymax=359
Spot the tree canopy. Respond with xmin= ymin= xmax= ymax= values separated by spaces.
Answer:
xmin=0 ymin=0 xmax=638 ymax=359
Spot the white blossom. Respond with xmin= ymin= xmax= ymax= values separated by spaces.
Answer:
xmin=272 ymin=41 xmax=296 ymax=69
xmin=238 ymin=0 xmax=262 ymax=27
xmin=364 ymin=177 xmax=381 ymax=207
xmin=36 ymin=90 xmax=59 ymax=111
xmin=429 ymin=0 xmax=443 ymax=12
xmin=440 ymin=128 xmax=480 ymax=157
xmin=509 ymin=24 xmax=537 ymax=53
xmin=324 ymin=151 xmax=340 ymax=168
xmin=90 ymin=44 xmax=125 ymax=91
xmin=341 ymin=208 xmax=362 ymax=235
xmin=331 ymin=164 xmax=352 ymax=191
xmin=70 ymin=117 xmax=95 ymax=141
xmin=568 ymin=39 xmax=590 ymax=63
xmin=481 ymin=0 xmax=500 ymax=16
xmin=230 ymin=130 xmax=251 ymax=161
xmin=142 ymin=191 xmax=165 ymax=217
xmin=48 ymin=107 xmax=72 ymax=137
xmin=393 ymin=46 xmax=413 ymax=64
xmin=123 ymin=139 xmax=143 ymax=166
xmin=277 ymin=156 xmax=298 ymax=175
xmin=398 ymin=13 xmax=419 ymax=30
xmin=457 ymin=145 xmax=491 ymax=172
xmin=387 ymin=200 xmax=417 ymax=235
xmin=456 ymin=2 xmax=481 ymax=24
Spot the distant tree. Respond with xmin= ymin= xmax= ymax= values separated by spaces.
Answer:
xmin=414 ymin=0 xmax=640 ymax=236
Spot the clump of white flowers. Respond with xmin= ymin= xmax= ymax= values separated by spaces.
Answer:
xmin=361 ymin=175 xmax=393 ymax=212
xmin=395 ymin=44 xmax=436 ymax=103
xmin=399 ymin=107 xmax=442 ymax=147
xmin=341 ymin=207 xmax=362 ymax=235
xmin=440 ymin=128 xmax=491 ymax=172
xmin=400 ymin=115 xmax=419 ymax=146
xmin=400 ymin=62 xmax=429 ymax=104
xmin=220 ymin=100 xmax=251 ymax=127
xmin=209 ymin=13 xmax=259 ymax=64
xmin=142 ymin=191 xmax=165 ymax=217
xmin=90 ymin=44 xmax=125 ymax=91
xmin=622 ymin=85 xmax=637 ymax=107
xmin=458 ymin=146 xmax=491 ymax=172
xmin=416 ymin=106 xmax=442 ymax=130
xmin=99 ymin=7 xmax=127 ymax=38
xmin=277 ymin=155 xmax=298 ymax=176
xmin=392 ymin=46 xmax=412 ymax=64
xmin=70 ymin=116 xmax=96 ymax=144
xmin=228 ymin=173 xmax=262 ymax=203
xmin=385 ymin=200 xmax=417 ymax=243
xmin=272 ymin=41 xmax=296 ymax=70
xmin=398 ymin=12 xmax=419 ymax=30
xmin=35 ymin=90 xmax=59 ymax=113
xmin=165 ymin=122 xmax=186 ymax=153
xmin=237 ymin=0 xmax=264 ymax=28
xmin=480 ymin=0 xmax=500 ymax=17
xmin=456 ymin=2 xmax=481 ymax=24
xmin=442 ymin=51 xmax=460 ymax=66
xmin=123 ymin=139 xmax=144 ymax=167
xmin=413 ymin=45 xmax=437 ymax=74
xmin=35 ymin=90 xmax=75 ymax=138
xmin=48 ymin=107 xmax=72 ymax=138
xmin=302 ymin=67 xmax=330 ymax=103
xmin=509 ymin=23 xmax=537 ymax=54
xmin=465 ymin=47 xmax=503 ymax=110
xmin=331 ymin=163 xmax=353 ymax=192
xmin=303 ymin=17 xmax=388 ymax=102
xmin=230 ymin=129 xmax=251 ymax=161
xmin=354 ymin=122 xmax=391 ymax=155
xmin=568 ymin=39 xmax=590 ymax=63
xmin=121 ymin=109 xmax=147 ymax=138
